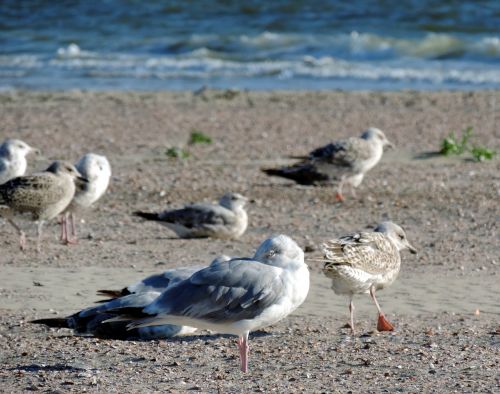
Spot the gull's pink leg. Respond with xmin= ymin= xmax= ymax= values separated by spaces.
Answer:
xmin=66 ymin=212 xmax=78 ymax=244
xmin=7 ymin=218 xmax=27 ymax=251
xmin=350 ymin=183 xmax=357 ymax=199
xmin=237 ymin=332 xmax=249 ymax=372
xmin=349 ymin=297 xmax=356 ymax=335
xmin=61 ymin=213 xmax=77 ymax=245
xmin=19 ymin=232 xmax=27 ymax=251
xmin=70 ymin=212 xmax=77 ymax=238
xmin=36 ymin=221 xmax=44 ymax=253
xmin=336 ymin=177 xmax=346 ymax=202
xmin=369 ymin=285 xmax=394 ymax=331
xmin=60 ymin=214 xmax=66 ymax=241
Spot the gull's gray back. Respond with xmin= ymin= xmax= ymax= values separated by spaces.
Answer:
xmin=127 ymin=265 xmax=203 ymax=294
xmin=145 ymin=259 xmax=284 ymax=323
xmin=161 ymin=203 xmax=236 ymax=227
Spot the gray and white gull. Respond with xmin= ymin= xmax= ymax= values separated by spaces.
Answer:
xmin=61 ymin=153 xmax=112 ymax=244
xmin=31 ymin=258 xmax=232 ymax=340
xmin=109 ymin=234 xmax=309 ymax=372
xmin=134 ymin=192 xmax=248 ymax=239
xmin=0 ymin=138 xmax=39 ymax=185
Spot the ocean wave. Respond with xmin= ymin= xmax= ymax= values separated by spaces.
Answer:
xmin=2 ymin=43 xmax=500 ymax=89
xmin=344 ymin=32 xmax=500 ymax=60
xmin=153 ymin=31 xmax=500 ymax=61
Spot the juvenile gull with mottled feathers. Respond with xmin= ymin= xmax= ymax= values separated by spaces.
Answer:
xmin=0 ymin=161 xmax=85 ymax=251
xmin=320 ymin=221 xmax=416 ymax=334
xmin=263 ymin=127 xmax=393 ymax=201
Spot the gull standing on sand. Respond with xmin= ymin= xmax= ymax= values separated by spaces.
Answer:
xmin=60 ymin=153 xmax=111 ymax=244
xmin=111 ymin=235 xmax=309 ymax=372
xmin=32 ymin=256 xmax=232 ymax=340
xmin=0 ymin=138 xmax=39 ymax=184
xmin=320 ymin=221 xmax=416 ymax=334
xmin=0 ymin=161 xmax=85 ymax=251
xmin=263 ymin=128 xmax=393 ymax=201
xmin=134 ymin=192 xmax=248 ymax=239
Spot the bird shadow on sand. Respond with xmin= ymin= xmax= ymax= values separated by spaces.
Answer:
xmin=162 ymin=330 xmax=273 ymax=344
xmin=251 ymin=181 xmax=331 ymax=189
xmin=413 ymin=151 xmax=443 ymax=160
xmin=9 ymin=363 xmax=88 ymax=373
xmin=62 ymin=330 xmax=274 ymax=343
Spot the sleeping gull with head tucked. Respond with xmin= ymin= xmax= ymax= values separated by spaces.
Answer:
xmin=109 ymin=234 xmax=309 ymax=372
xmin=320 ymin=221 xmax=416 ymax=334
xmin=0 ymin=161 xmax=85 ymax=251
xmin=0 ymin=138 xmax=39 ymax=185
xmin=263 ymin=127 xmax=393 ymax=201
xmin=31 ymin=258 xmax=232 ymax=340
xmin=134 ymin=192 xmax=248 ymax=239
xmin=60 ymin=153 xmax=112 ymax=244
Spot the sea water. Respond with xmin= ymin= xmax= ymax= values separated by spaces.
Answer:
xmin=1 ymin=0 xmax=499 ymax=91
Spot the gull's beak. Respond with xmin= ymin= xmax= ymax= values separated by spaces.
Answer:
xmin=29 ymin=147 xmax=41 ymax=155
xmin=407 ymin=243 xmax=417 ymax=254
xmin=77 ymin=176 xmax=89 ymax=184
xmin=386 ymin=140 xmax=395 ymax=149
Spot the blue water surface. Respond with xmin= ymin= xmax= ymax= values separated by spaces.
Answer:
xmin=1 ymin=0 xmax=499 ymax=91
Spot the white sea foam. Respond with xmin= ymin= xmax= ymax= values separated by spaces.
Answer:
xmin=2 ymin=34 xmax=500 ymax=90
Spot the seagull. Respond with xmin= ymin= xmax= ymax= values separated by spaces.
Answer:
xmin=0 ymin=138 xmax=39 ymax=185
xmin=262 ymin=128 xmax=393 ymax=201
xmin=134 ymin=192 xmax=248 ymax=239
xmin=32 ymin=269 xmax=197 ymax=339
xmin=31 ymin=256 xmax=233 ymax=340
xmin=320 ymin=221 xmax=416 ymax=334
xmin=31 ymin=292 xmax=196 ymax=340
xmin=97 ymin=255 xmax=232 ymax=299
xmin=111 ymin=234 xmax=309 ymax=372
xmin=0 ymin=161 xmax=85 ymax=251
xmin=60 ymin=153 xmax=112 ymax=244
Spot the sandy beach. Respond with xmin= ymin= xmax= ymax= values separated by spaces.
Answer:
xmin=0 ymin=90 xmax=499 ymax=392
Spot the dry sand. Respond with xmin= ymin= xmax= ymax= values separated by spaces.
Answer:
xmin=0 ymin=90 xmax=499 ymax=393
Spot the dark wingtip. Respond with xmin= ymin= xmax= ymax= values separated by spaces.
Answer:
xmin=133 ymin=211 xmax=160 ymax=221
xmin=30 ymin=318 xmax=69 ymax=328
xmin=287 ymin=155 xmax=308 ymax=160
xmin=262 ymin=168 xmax=284 ymax=176
xmin=96 ymin=288 xmax=130 ymax=299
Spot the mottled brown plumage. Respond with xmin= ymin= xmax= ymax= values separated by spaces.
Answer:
xmin=262 ymin=128 xmax=393 ymax=201
xmin=322 ymin=232 xmax=400 ymax=276
xmin=0 ymin=161 xmax=84 ymax=251
xmin=320 ymin=222 xmax=416 ymax=334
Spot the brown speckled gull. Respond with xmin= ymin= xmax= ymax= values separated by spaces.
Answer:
xmin=0 ymin=160 xmax=85 ymax=251
xmin=263 ymin=127 xmax=393 ymax=201
xmin=320 ymin=221 xmax=417 ymax=334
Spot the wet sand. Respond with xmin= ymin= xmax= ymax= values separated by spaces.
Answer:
xmin=0 ymin=90 xmax=499 ymax=392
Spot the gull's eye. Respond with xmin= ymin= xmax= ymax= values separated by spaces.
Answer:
xmin=399 ymin=234 xmax=405 ymax=240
